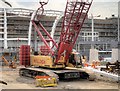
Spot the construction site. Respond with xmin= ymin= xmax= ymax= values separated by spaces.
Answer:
xmin=0 ymin=0 xmax=120 ymax=90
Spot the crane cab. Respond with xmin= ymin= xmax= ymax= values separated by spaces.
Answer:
xmin=68 ymin=52 xmax=83 ymax=68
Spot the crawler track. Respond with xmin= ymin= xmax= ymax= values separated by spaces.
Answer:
xmin=19 ymin=67 xmax=89 ymax=80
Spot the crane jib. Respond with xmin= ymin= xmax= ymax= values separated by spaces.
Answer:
xmin=55 ymin=0 xmax=93 ymax=64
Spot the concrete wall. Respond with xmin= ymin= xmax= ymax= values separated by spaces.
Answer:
xmin=89 ymin=49 xmax=99 ymax=63
xmin=111 ymin=49 xmax=119 ymax=62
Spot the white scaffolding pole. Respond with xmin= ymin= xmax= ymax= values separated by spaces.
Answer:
xmin=28 ymin=11 xmax=36 ymax=46
xmin=4 ymin=8 xmax=8 ymax=49
xmin=91 ymin=14 xmax=94 ymax=42
xmin=50 ymin=14 xmax=63 ymax=47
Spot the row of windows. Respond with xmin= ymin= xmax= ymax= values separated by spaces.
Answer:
xmin=80 ymin=32 xmax=99 ymax=36
xmin=78 ymin=37 xmax=99 ymax=41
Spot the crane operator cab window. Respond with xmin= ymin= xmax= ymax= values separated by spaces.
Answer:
xmin=69 ymin=52 xmax=82 ymax=67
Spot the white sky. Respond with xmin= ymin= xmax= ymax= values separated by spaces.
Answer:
xmin=1 ymin=0 xmax=120 ymax=19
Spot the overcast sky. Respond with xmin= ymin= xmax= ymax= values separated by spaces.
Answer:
xmin=1 ymin=0 xmax=120 ymax=19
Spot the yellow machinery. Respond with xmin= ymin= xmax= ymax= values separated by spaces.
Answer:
xmin=30 ymin=52 xmax=82 ymax=68
xmin=19 ymin=52 xmax=87 ymax=80
xmin=35 ymin=76 xmax=57 ymax=87
xmin=1 ymin=56 xmax=16 ymax=69
xmin=30 ymin=55 xmax=65 ymax=68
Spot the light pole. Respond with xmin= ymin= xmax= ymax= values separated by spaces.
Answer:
xmin=91 ymin=14 xmax=100 ymax=48
xmin=91 ymin=14 xmax=100 ymax=42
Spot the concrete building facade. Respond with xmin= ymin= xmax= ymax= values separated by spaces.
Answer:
xmin=0 ymin=8 xmax=33 ymax=51
xmin=0 ymin=8 xmax=62 ymax=52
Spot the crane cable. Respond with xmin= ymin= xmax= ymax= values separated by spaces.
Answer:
xmin=2 ymin=0 xmax=12 ymax=7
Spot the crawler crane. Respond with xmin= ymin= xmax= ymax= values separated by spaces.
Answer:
xmin=19 ymin=0 xmax=93 ymax=80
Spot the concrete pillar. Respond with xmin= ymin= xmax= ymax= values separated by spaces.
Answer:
xmin=28 ymin=11 xmax=36 ymax=46
xmin=4 ymin=8 xmax=8 ymax=49
xmin=89 ymin=48 xmax=99 ymax=63
xmin=50 ymin=14 xmax=63 ymax=47
xmin=111 ymin=49 xmax=119 ymax=62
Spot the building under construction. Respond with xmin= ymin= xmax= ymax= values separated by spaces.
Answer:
xmin=0 ymin=7 xmax=119 ymax=61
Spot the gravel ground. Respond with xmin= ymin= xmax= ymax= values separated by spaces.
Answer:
xmin=0 ymin=66 xmax=119 ymax=89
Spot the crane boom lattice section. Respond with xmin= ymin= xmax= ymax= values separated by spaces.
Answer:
xmin=56 ymin=0 xmax=93 ymax=64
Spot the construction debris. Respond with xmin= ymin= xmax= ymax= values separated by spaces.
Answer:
xmin=101 ymin=60 xmax=120 ymax=74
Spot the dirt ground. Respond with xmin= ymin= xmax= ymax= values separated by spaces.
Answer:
xmin=0 ymin=66 xmax=119 ymax=90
